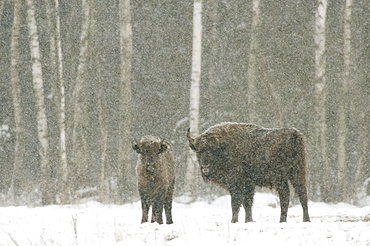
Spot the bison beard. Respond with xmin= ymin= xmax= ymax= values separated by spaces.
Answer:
xmin=187 ymin=122 xmax=310 ymax=223
xmin=133 ymin=136 xmax=175 ymax=224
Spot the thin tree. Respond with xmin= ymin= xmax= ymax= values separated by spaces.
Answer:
xmin=247 ymin=0 xmax=261 ymax=124
xmin=87 ymin=0 xmax=106 ymax=203
xmin=10 ymin=0 xmax=24 ymax=201
xmin=208 ymin=0 xmax=219 ymax=124
xmin=54 ymin=0 xmax=69 ymax=203
xmin=71 ymin=0 xmax=90 ymax=193
xmin=98 ymin=86 xmax=108 ymax=202
xmin=26 ymin=0 xmax=53 ymax=205
xmin=185 ymin=0 xmax=202 ymax=199
xmin=314 ymin=0 xmax=330 ymax=201
xmin=337 ymin=0 xmax=352 ymax=202
xmin=117 ymin=0 xmax=134 ymax=202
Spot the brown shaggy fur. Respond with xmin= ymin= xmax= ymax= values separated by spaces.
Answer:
xmin=133 ymin=136 xmax=175 ymax=224
xmin=187 ymin=122 xmax=310 ymax=223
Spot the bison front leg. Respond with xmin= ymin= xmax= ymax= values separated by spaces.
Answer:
xmin=230 ymin=190 xmax=242 ymax=223
xmin=278 ymin=180 xmax=290 ymax=223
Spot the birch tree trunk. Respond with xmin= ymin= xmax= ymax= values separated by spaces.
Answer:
xmin=208 ymin=0 xmax=219 ymax=124
xmin=337 ymin=0 xmax=352 ymax=203
xmin=247 ymin=0 xmax=261 ymax=124
xmin=26 ymin=0 xmax=53 ymax=205
xmin=10 ymin=0 xmax=24 ymax=200
xmin=55 ymin=0 xmax=69 ymax=203
xmin=98 ymin=87 xmax=108 ymax=202
xmin=185 ymin=0 xmax=202 ymax=199
xmin=71 ymin=0 xmax=90 ymax=193
xmin=118 ymin=0 xmax=133 ymax=202
xmin=314 ymin=0 xmax=330 ymax=201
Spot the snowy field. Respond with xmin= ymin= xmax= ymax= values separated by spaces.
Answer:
xmin=0 ymin=193 xmax=369 ymax=246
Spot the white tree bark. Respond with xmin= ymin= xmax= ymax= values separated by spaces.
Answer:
xmin=10 ymin=0 xmax=24 ymax=200
xmin=55 ymin=0 xmax=69 ymax=203
xmin=118 ymin=0 xmax=133 ymax=202
xmin=247 ymin=0 xmax=261 ymax=124
xmin=314 ymin=0 xmax=329 ymax=200
xmin=186 ymin=0 xmax=202 ymax=198
xmin=98 ymin=89 xmax=108 ymax=202
xmin=26 ymin=0 xmax=52 ymax=205
xmin=338 ymin=0 xmax=352 ymax=202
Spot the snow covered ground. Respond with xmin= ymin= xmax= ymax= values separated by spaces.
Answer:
xmin=0 ymin=193 xmax=369 ymax=246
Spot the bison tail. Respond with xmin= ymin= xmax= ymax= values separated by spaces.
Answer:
xmin=290 ymin=130 xmax=311 ymax=222
xmin=291 ymin=130 xmax=306 ymax=179
xmin=286 ymin=130 xmax=306 ymax=192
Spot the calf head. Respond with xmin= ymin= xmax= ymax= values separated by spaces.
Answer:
xmin=133 ymin=138 xmax=168 ymax=174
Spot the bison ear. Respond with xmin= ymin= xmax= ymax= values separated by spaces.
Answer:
xmin=132 ymin=140 xmax=143 ymax=154
xmin=159 ymin=140 xmax=168 ymax=154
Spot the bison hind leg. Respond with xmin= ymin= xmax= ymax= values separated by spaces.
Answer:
xmin=277 ymin=180 xmax=290 ymax=222
xmin=290 ymin=175 xmax=310 ymax=222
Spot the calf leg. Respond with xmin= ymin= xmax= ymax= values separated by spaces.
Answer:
xmin=140 ymin=194 xmax=150 ymax=223
xmin=164 ymin=200 xmax=173 ymax=224
xmin=278 ymin=180 xmax=290 ymax=222
xmin=164 ymin=188 xmax=174 ymax=224
xmin=152 ymin=199 xmax=164 ymax=224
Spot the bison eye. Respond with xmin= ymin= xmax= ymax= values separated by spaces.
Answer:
xmin=132 ymin=144 xmax=144 ymax=155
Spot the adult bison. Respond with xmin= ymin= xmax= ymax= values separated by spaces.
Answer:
xmin=187 ymin=122 xmax=310 ymax=223
xmin=133 ymin=136 xmax=175 ymax=224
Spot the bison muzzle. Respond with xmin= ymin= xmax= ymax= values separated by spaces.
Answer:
xmin=133 ymin=136 xmax=175 ymax=224
xmin=187 ymin=122 xmax=310 ymax=223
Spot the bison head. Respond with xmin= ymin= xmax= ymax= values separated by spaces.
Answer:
xmin=133 ymin=138 xmax=168 ymax=174
xmin=187 ymin=128 xmax=225 ymax=179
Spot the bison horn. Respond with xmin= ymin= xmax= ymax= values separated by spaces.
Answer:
xmin=187 ymin=128 xmax=196 ymax=150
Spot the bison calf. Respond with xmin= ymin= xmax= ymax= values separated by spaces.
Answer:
xmin=133 ymin=136 xmax=175 ymax=224
xmin=187 ymin=122 xmax=310 ymax=223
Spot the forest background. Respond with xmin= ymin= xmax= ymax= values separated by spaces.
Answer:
xmin=0 ymin=0 xmax=369 ymax=206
